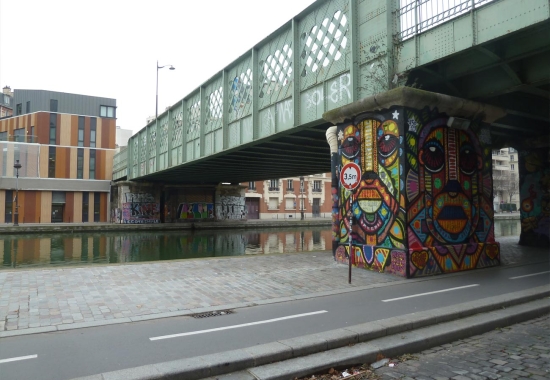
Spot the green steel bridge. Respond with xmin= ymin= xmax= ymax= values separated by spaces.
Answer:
xmin=113 ymin=0 xmax=550 ymax=185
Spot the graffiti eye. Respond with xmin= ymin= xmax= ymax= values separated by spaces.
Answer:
xmin=341 ymin=136 xmax=360 ymax=158
xmin=378 ymin=134 xmax=398 ymax=158
xmin=521 ymin=198 xmax=533 ymax=213
xmin=460 ymin=145 xmax=477 ymax=174
xmin=422 ymin=139 xmax=444 ymax=173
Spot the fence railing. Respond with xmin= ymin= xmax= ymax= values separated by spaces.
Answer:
xmin=398 ymin=0 xmax=496 ymax=40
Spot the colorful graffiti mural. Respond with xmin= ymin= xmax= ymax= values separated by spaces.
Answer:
xmin=332 ymin=106 xmax=499 ymax=277
xmin=122 ymin=193 xmax=160 ymax=224
xmin=518 ymin=148 xmax=550 ymax=247
xmin=176 ymin=203 xmax=214 ymax=219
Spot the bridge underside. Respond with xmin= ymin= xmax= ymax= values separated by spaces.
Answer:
xmin=404 ymin=19 xmax=550 ymax=150
xmin=136 ymin=121 xmax=332 ymax=185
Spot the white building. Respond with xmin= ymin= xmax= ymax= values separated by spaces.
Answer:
xmin=492 ymin=147 xmax=519 ymax=212
xmin=115 ymin=126 xmax=133 ymax=151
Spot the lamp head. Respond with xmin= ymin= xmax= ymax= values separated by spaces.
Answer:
xmin=13 ymin=159 xmax=22 ymax=170
xmin=169 ymin=66 xmax=175 ymax=70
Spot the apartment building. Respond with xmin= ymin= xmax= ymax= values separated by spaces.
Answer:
xmin=243 ymin=174 xmax=332 ymax=219
xmin=0 ymin=89 xmax=116 ymax=223
xmin=492 ymin=147 xmax=520 ymax=212
xmin=0 ymin=86 xmax=13 ymax=118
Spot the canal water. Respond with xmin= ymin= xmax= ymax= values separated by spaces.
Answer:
xmin=1 ymin=220 xmax=520 ymax=270
xmin=1 ymin=226 xmax=332 ymax=270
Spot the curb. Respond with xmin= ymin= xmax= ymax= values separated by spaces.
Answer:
xmin=70 ymin=285 xmax=550 ymax=380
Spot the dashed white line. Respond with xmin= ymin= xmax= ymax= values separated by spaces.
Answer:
xmin=0 ymin=355 xmax=37 ymax=364
xmin=382 ymin=284 xmax=480 ymax=302
xmin=509 ymin=271 xmax=550 ymax=280
xmin=150 ymin=310 xmax=328 ymax=341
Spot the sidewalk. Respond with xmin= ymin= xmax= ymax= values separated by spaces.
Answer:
xmin=0 ymin=235 xmax=546 ymax=336
xmin=371 ymin=314 xmax=550 ymax=380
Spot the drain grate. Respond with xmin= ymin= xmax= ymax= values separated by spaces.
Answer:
xmin=192 ymin=309 xmax=234 ymax=319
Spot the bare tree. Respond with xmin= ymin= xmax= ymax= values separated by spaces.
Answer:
xmin=493 ymin=169 xmax=519 ymax=208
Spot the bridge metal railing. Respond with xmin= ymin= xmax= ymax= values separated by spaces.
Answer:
xmin=114 ymin=0 xmax=534 ymax=182
xmin=398 ymin=0 xmax=496 ymax=40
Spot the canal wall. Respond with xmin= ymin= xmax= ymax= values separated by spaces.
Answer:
xmin=0 ymin=218 xmax=333 ymax=235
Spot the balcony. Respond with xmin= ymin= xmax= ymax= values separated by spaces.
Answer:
xmin=268 ymin=187 xmax=280 ymax=192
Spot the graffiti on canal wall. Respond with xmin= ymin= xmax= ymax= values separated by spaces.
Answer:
xmin=216 ymin=195 xmax=246 ymax=219
xmin=122 ymin=193 xmax=160 ymax=224
xmin=176 ymin=202 xmax=214 ymax=219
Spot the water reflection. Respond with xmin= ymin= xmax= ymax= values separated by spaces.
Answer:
xmin=2 ymin=220 xmax=520 ymax=269
xmin=1 ymin=227 xmax=332 ymax=270
xmin=494 ymin=219 xmax=521 ymax=238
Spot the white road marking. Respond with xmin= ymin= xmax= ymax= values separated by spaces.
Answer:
xmin=509 ymin=271 xmax=550 ymax=280
xmin=382 ymin=284 xmax=480 ymax=302
xmin=0 ymin=355 xmax=37 ymax=364
xmin=150 ymin=310 xmax=328 ymax=341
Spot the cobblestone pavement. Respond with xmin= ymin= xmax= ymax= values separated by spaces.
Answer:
xmin=373 ymin=314 xmax=550 ymax=380
xmin=0 ymin=236 xmax=547 ymax=332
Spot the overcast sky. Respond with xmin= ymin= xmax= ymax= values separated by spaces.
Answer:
xmin=0 ymin=0 xmax=316 ymax=135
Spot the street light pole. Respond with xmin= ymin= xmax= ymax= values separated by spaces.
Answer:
xmin=156 ymin=60 xmax=175 ymax=120
xmin=13 ymin=159 xmax=21 ymax=226
xmin=300 ymin=176 xmax=305 ymax=220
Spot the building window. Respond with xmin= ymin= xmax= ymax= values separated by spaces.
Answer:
xmin=100 ymin=105 xmax=115 ymax=118
xmin=77 ymin=148 xmax=84 ymax=179
xmin=14 ymin=128 xmax=25 ymax=142
xmin=82 ymin=193 xmax=90 ymax=223
xmin=16 ymin=103 xmax=22 ymax=115
xmin=0 ymin=131 xmax=7 ymax=141
xmin=49 ymin=113 xmax=57 ymax=144
xmin=510 ymin=155 xmax=514 ymax=161
xmin=3 ymin=95 xmax=9 ymax=105
xmin=313 ymin=180 xmax=322 ymax=192
xmin=78 ymin=116 xmax=85 ymax=147
xmin=511 ymin=164 xmax=515 ymax=170
xmin=48 ymin=146 xmax=56 ymax=178
xmin=248 ymin=181 xmax=256 ymax=190
xmin=285 ymin=198 xmax=295 ymax=209
xmin=269 ymin=197 xmax=278 ymax=210
xmin=287 ymin=179 xmax=294 ymax=191
xmin=82 ymin=192 xmax=89 ymax=222
xmin=50 ymin=99 xmax=58 ymax=112
xmin=89 ymin=149 xmax=96 ymax=179
xmin=269 ymin=179 xmax=279 ymax=191
xmin=94 ymin=193 xmax=100 ymax=222
xmin=26 ymin=101 xmax=30 ymax=113
xmin=30 ymin=126 xmax=35 ymax=143
xmin=90 ymin=118 xmax=96 ymax=148
xmin=4 ymin=190 xmax=13 ymax=223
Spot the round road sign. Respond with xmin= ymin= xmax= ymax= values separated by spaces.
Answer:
xmin=340 ymin=162 xmax=361 ymax=190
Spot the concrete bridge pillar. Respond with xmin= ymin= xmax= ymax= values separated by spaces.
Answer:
xmin=324 ymin=87 xmax=507 ymax=278
xmin=517 ymin=146 xmax=550 ymax=248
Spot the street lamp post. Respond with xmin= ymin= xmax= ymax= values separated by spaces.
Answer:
xmin=300 ymin=176 xmax=305 ymax=220
xmin=13 ymin=159 xmax=21 ymax=226
xmin=156 ymin=60 xmax=175 ymax=119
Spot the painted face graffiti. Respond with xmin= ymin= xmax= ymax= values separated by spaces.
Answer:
xmin=417 ymin=122 xmax=482 ymax=243
xmin=354 ymin=119 xmax=401 ymax=245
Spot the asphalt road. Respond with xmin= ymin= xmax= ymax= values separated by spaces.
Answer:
xmin=0 ymin=260 xmax=548 ymax=380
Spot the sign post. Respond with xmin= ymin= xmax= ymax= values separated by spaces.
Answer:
xmin=339 ymin=162 xmax=361 ymax=284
